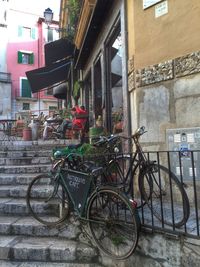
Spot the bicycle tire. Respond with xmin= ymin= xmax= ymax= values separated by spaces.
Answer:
xmin=26 ymin=173 xmax=70 ymax=226
xmin=139 ymin=164 xmax=190 ymax=227
xmin=86 ymin=186 xmax=140 ymax=260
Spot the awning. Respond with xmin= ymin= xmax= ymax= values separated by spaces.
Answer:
xmin=26 ymin=58 xmax=72 ymax=93
xmin=45 ymin=38 xmax=74 ymax=65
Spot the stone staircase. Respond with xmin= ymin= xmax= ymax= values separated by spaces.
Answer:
xmin=0 ymin=140 xmax=103 ymax=267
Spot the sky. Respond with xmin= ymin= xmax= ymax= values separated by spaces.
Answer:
xmin=9 ymin=0 xmax=61 ymax=20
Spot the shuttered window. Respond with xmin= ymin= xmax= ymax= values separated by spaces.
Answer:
xmin=18 ymin=51 xmax=34 ymax=64
xmin=21 ymin=78 xmax=32 ymax=98
xmin=18 ymin=26 xmax=36 ymax=39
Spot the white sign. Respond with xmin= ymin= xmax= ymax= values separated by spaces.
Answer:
xmin=155 ymin=1 xmax=168 ymax=18
xmin=143 ymin=0 xmax=162 ymax=9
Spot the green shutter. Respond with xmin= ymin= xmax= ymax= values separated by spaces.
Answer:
xmin=31 ymin=28 xmax=36 ymax=39
xmin=21 ymin=79 xmax=32 ymax=98
xmin=29 ymin=53 xmax=34 ymax=64
xmin=18 ymin=51 xmax=22 ymax=63
xmin=18 ymin=26 xmax=23 ymax=37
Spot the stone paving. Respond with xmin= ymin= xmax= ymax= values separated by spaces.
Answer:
xmin=0 ymin=140 xmax=104 ymax=266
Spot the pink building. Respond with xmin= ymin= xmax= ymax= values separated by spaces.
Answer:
xmin=6 ymin=6 xmax=59 ymax=118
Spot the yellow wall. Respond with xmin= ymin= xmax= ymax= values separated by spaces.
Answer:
xmin=127 ymin=0 xmax=200 ymax=68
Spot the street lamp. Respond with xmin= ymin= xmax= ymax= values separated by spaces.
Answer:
xmin=44 ymin=8 xmax=54 ymax=26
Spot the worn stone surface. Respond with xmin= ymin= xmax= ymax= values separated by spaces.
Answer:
xmin=135 ymin=60 xmax=173 ymax=87
xmin=128 ymin=71 xmax=135 ymax=91
xmin=138 ymin=85 xmax=170 ymax=143
xmin=128 ymin=55 xmax=134 ymax=74
xmin=175 ymin=51 xmax=200 ymax=77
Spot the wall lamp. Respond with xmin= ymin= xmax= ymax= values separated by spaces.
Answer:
xmin=44 ymin=8 xmax=54 ymax=26
xmin=44 ymin=8 xmax=66 ymax=33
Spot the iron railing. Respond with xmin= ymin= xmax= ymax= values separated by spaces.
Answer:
xmin=82 ymin=150 xmax=200 ymax=239
xmin=140 ymin=150 xmax=200 ymax=239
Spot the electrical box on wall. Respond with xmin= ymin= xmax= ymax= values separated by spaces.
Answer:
xmin=166 ymin=127 xmax=200 ymax=180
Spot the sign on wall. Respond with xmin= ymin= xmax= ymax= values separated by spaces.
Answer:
xmin=155 ymin=1 xmax=168 ymax=18
xmin=143 ymin=0 xmax=162 ymax=9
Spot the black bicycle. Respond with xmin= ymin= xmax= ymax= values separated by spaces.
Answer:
xmin=96 ymin=126 xmax=190 ymax=228
xmin=26 ymin=156 xmax=140 ymax=260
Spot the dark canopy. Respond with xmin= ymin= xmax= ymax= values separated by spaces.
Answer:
xmin=26 ymin=58 xmax=72 ymax=93
xmin=45 ymin=38 xmax=74 ymax=65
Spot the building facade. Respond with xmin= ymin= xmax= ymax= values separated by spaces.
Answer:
xmin=59 ymin=0 xmax=200 ymax=152
xmin=0 ymin=0 xmax=11 ymax=119
xmin=127 ymin=0 xmax=200 ymax=151
xmin=1 ymin=1 xmax=60 ymax=119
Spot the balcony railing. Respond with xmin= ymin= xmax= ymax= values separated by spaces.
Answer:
xmin=0 ymin=72 xmax=11 ymax=83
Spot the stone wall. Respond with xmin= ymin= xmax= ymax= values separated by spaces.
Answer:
xmin=128 ymin=50 xmax=200 ymax=149
xmin=101 ymin=232 xmax=200 ymax=267
xmin=129 ymin=51 xmax=200 ymax=89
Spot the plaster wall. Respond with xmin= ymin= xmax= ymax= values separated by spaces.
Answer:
xmin=0 ymin=82 xmax=12 ymax=119
xmin=137 ymin=72 xmax=200 ymax=149
xmin=127 ymin=0 xmax=200 ymax=69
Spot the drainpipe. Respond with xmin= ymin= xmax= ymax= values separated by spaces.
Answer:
xmin=122 ymin=0 xmax=132 ymax=150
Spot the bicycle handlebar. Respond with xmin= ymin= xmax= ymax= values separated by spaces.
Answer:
xmin=93 ymin=126 xmax=147 ymax=147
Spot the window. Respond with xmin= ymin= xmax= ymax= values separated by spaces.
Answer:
xmin=94 ymin=58 xmax=103 ymax=120
xmin=47 ymin=28 xmax=53 ymax=42
xmin=21 ymin=78 xmax=32 ymax=98
xmin=106 ymin=23 xmax=123 ymax=134
xmin=18 ymin=51 xmax=34 ymax=64
xmin=18 ymin=26 xmax=36 ymax=39
xmin=23 ymin=103 xmax=30 ymax=110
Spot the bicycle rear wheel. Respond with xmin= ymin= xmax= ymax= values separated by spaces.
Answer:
xmin=140 ymin=164 xmax=190 ymax=227
xmin=26 ymin=173 xmax=70 ymax=226
xmin=86 ymin=186 xmax=140 ymax=260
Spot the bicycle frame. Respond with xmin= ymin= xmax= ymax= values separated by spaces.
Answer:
xmin=105 ymin=133 xmax=156 ymax=196
xmin=52 ymin=166 xmax=94 ymax=217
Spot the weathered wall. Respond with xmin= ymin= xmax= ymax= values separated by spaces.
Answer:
xmin=128 ymin=50 xmax=200 ymax=150
xmin=127 ymin=1 xmax=200 ymax=147
xmin=100 ymin=232 xmax=200 ymax=267
xmin=127 ymin=0 xmax=200 ymax=69
xmin=0 ymin=82 xmax=12 ymax=119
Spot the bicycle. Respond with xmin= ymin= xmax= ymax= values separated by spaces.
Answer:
xmin=26 ymin=155 xmax=140 ymax=260
xmin=50 ymin=127 xmax=190 ymax=228
xmin=93 ymin=127 xmax=190 ymax=228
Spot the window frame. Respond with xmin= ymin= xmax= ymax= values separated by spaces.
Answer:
xmin=18 ymin=51 xmax=34 ymax=65
xmin=20 ymin=77 xmax=32 ymax=98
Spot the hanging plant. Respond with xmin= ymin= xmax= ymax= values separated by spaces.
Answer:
xmin=73 ymin=80 xmax=83 ymax=100
xmin=63 ymin=0 xmax=81 ymax=40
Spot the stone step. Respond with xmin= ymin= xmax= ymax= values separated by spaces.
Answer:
xmin=0 ymin=260 xmax=102 ymax=267
xmin=0 ymin=185 xmax=29 ymax=198
xmin=0 ymin=164 xmax=51 ymax=174
xmin=0 ymin=150 xmax=53 ymax=158
xmin=0 ymin=157 xmax=51 ymax=166
xmin=0 ymin=216 xmax=80 ymax=239
xmin=0 ymin=140 xmax=75 ymax=151
xmin=0 ymin=197 xmax=69 ymax=216
xmin=0 ymin=235 xmax=98 ymax=263
xmin=0 ymin=174 xmax=38 ymax=185
xmin=0 ymin=198 xmax=29 ymax=215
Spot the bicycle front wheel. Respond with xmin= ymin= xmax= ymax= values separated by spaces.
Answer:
xmin=26 ymin=173 xmax=70 ymax=226
xmin=140 ymin=164 xmax=190 ymax=227
xmin=86 ymin=187 xmax=140 ymax=260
